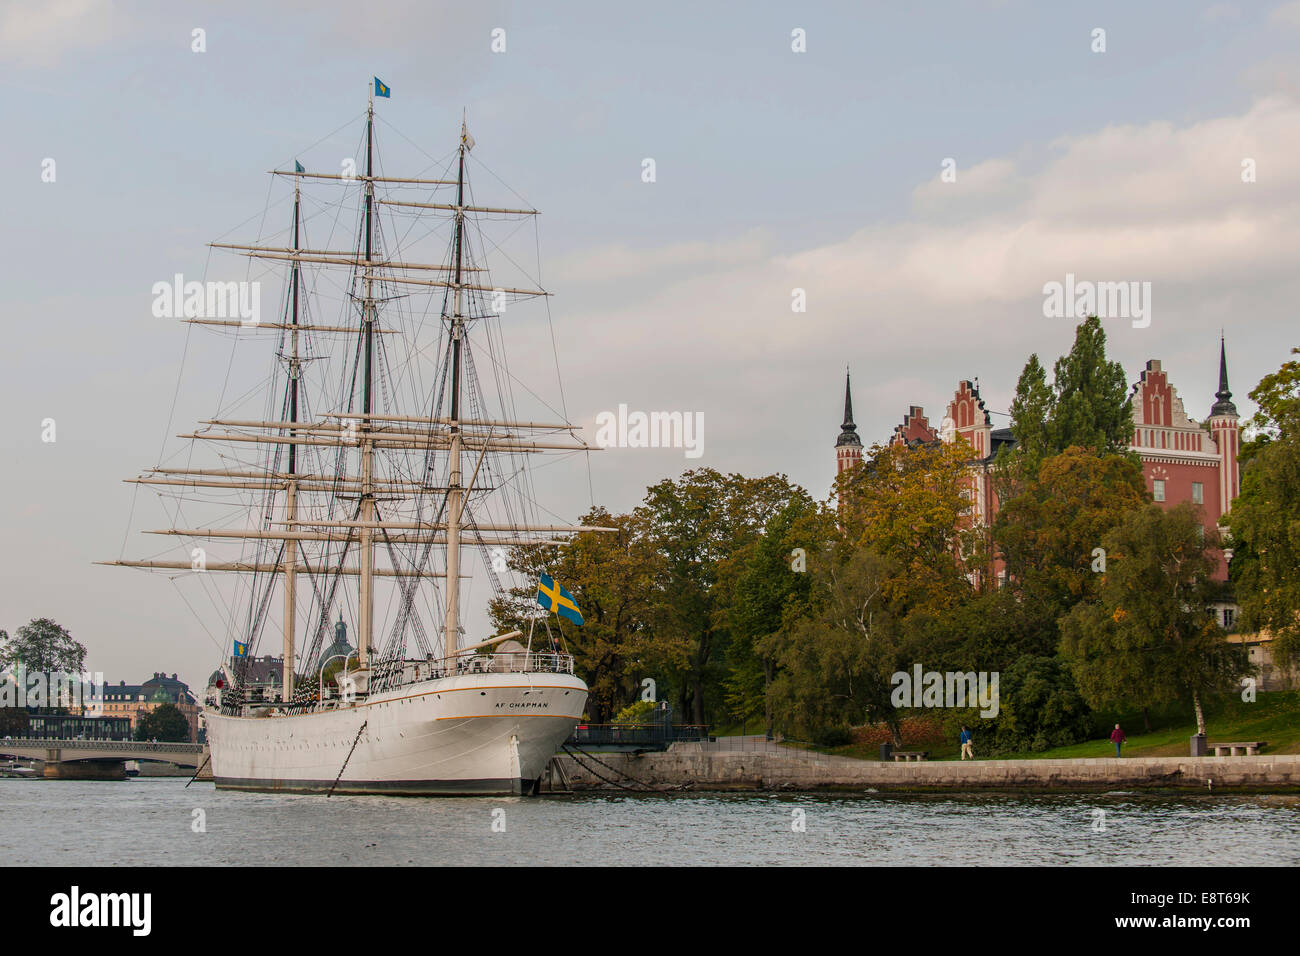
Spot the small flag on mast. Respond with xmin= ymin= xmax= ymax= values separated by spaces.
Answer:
xmin=294 ymin=160 xmax=304 ymax=174
xmin=374 ymin=77 xmax=391 ymax=98
xmin=233 ymin=640 xmax=249 ymax=658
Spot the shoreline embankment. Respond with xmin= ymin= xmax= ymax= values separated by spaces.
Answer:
xmin=555 ymin=742 xmax=1300 ymax=793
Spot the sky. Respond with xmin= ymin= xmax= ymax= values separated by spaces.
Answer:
xmin=2 ymin=0 xmax=1298 ymax=690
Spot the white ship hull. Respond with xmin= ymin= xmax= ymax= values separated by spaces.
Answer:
xmin=206 ymin=671 xmax=586 ymax=796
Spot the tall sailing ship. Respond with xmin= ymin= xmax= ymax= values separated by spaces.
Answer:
xmin=106 ymin=84 xmax=606 ymax=795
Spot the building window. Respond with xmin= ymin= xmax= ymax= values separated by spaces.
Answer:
xmin=1223 ymin=608 xmax=1235 ymax=629
xmin=1153 ymin=479 xmax=1165 ymax=502
xmin=1192 ymin=482 xmax=1203 ymax=505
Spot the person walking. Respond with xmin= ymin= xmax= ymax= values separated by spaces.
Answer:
xmin=960 ymin=725 xmax=974 ymax=760
xmin=1110 ymin=723 xmax=1126 ymax=757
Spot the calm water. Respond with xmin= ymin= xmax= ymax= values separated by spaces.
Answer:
xmin=2 ymin=778 xmax=1298 ymax=866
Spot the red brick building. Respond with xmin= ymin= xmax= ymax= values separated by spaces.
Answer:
xmin=836 ymin=340 xmax=1242 ymax=585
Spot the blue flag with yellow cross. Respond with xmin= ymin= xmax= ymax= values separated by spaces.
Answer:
xmin=536 ymin=574 xmax=583 ymax=626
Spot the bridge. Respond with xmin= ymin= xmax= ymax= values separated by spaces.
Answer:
xmin=0 ymin=738 xmax=208 ymax=779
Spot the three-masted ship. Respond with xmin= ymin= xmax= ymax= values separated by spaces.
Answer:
xmin=106 ymin=87 xmax=605 ymax=795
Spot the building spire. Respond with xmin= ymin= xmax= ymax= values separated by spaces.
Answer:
xmin=1211 ymin=333 xmax=1237 ymax=417
xmin=836 ymin=368 xmax=862 ymax=448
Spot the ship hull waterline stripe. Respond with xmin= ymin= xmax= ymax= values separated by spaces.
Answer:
xmin=212 ymin=776 xmax=533 ymax=796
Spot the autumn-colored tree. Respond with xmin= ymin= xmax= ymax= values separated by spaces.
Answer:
xmin=834 ymin=439 xmax=981 ymax=613
xmin=994 ymin=446 xmax=1148 ymax=612
xmin=768 ymin=440 xmax=984 ymax=744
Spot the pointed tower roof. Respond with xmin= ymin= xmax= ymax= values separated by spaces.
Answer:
xmin=836 ymin=369 xmax=862 ymax=448
xmin=1210 ymin=334 xmax=1237 ymax=417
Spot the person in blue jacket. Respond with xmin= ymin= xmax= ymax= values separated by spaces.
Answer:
xmin=960 ymin=725 xmax=974 ymax=760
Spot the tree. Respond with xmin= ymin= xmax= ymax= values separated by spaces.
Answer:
xmin=984 ymin=655 xmax=1093 ymax=753
xmin=0 ymin=619 xmax=87 ymax=674
xmin=489 ymin=507 xmax=652 ymax=724
xmin=1047 ymin=316 xmax=1134 ymax=456
xmin=135 ymin=703 xmax=191 ymax=742
xmin=767 ymin=547 xmax=913 ymax=745
xmin=1008 ymin=352 xmax=1055 ymax=468
xmin=835 ymin=439 xmax=981 ymax=612
xmin=635 ymin=469 xmax=806 ymax=725
xmin=725 ymin=494 xmax=823 ymax=735
xmin=1060 ymin=503 xmax=1249 ymax=734
xmin=994 ymin=446 xmax=1148 ymax=612
xmin=770 ymin=440 xmax=982 ymax=745
xmin=1226 ymin=348 xmax=1300 ymax=667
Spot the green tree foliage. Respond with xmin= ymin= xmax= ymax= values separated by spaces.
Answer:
xmin=1226 ymin=348 xmax=1300 ymax=666
xmin=135 ymin=703 xmax=191 ymax=742
xmin=997 ymin=319 xmax=1135 ymax=506
xmin=994 ymin=446 xmax=1148 ymax=611
xmin=490 ymin=473 xmax=806 ymax=726
xmin=0 ymin=707 xmax=30 ymax=735
xmin=983 ymin=655 xmax=1093 ymax=753
xmin=611 ymin=699 xmax=657 ymax=724
xmin=1048 ymin=316 xmax=1134 ymax=456
xmin=0 ymin=619 xmax=87 ymax=673
xmin=724 ymin=494 xmax=822 ymax=735
xmin=1008 ymin=352 xmax=1054 ymax=468
xmin=636 ymin=469 xmax=807 ymax=725
xmin=1060 ymin=503 xmax=1249 ymax=734
xmin=768 ymin=547 xmax=914 ymax=745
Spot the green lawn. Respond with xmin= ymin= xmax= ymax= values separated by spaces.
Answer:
xmin=783 ymin=691 xmax=1300 ymax=762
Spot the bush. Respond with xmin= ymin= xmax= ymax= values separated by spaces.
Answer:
xmin=984 ymin=655 xmax=1093 ymax=754
xmin=611 ymin=699 xmax=657 ymax=725
xmin=814 ymin=724 xmax=853 ymax=747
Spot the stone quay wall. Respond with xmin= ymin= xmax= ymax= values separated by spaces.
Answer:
xmin=555 ymin=744 xmax=1300 ymax=793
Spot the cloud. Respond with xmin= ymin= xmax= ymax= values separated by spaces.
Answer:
xmin=0 ymin=0 xmax=118 ymax=67
xmin=1269 ymin=1 xmax=1300 ymax=26
xmin=538 ymin=94 xmax=1300 ymax=491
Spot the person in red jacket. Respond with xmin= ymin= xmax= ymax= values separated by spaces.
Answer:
xmin=1110 ymin=723 xmax=1126 ymax=757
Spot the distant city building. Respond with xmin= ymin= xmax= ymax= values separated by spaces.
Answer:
xmin=317 ymin=617 xmax=356 ymax=672
xmin=20 ymin=714 xmax=133 ymax=740
xmin=93 ymin=673 xmax=200 ymax=741
xmin=206 ymin=655 xmax=283 ymax=707
xmin=1226 ymin=632 xmax=1298 ymax=692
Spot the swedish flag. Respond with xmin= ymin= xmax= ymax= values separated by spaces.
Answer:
xmin=233 ymin=640 xmax=249 ymax=658
xmin=537 ymin=574 xmax=584 ymax=626
xmin=374 ymin=77 xmax=391 ymax=98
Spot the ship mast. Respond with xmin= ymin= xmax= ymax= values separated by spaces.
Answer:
xmin=443 ymin=119 xmax=469 ymax=660
xmin=282 ymin=174 xmax=302 ymax=702
xmin=105 ymin=94 xmax=616 ymax=696
xmin=358 ymin=92 xmax=377 ymax=668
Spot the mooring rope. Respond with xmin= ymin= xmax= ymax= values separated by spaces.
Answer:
xmin=560 ymin=743 xmax=684 ymax=793
xmin=328 ymin=719 xmax=368 ymax=797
